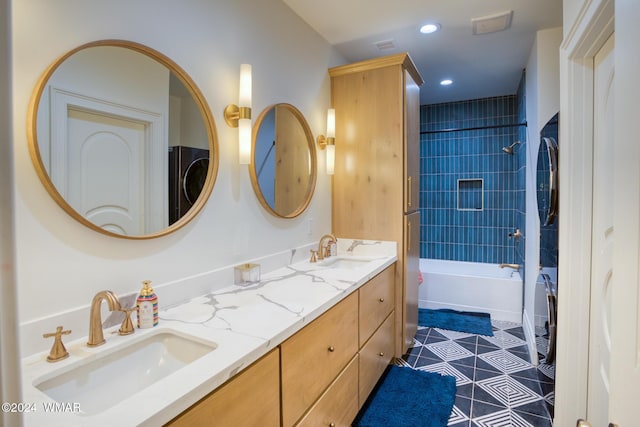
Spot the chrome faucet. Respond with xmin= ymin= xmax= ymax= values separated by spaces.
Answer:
xmin=317 ymin=234 xmax=337 ymax=260
xmin=87 ymin=290 xmax=121 ymax=347
xmin=499 ymin=263 xmax=520 ymax=270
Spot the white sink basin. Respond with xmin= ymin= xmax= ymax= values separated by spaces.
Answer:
xmin=34 ymin=329 xmax=217 ymax=415
xmin=318 ymin=256 xmax=376 ymax=270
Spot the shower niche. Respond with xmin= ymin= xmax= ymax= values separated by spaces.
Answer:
xmin=457 ymin=178 xmax=483 ymax=211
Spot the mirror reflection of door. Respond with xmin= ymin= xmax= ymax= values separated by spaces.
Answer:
xmin=65 ymin=109 xmax=146 ymax=235
xmin=274 ymin=105 xmax=311 ymax=215
xmin=29 ymin=41 xmax=219 ymax=238
xmin=49 ymin=85 xmax=166 ymax=236
xmin=251 ymin=103 xmax=316 ymax=218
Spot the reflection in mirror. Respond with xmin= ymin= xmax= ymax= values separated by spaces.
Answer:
xmin=537 ymin=112 xmax=559 ymax=268
xmin=536 ymin=112 xmax=559 ymax=364
xmin=27 ymin=40 xmax=218 ymax=239
xmin=250 ymin=104 xmax=317 ymax=218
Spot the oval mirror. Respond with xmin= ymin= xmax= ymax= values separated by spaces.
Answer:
xmin=249 ymin=103 xmax=317 ymax=218
xmin=27 ymin=40 xmax=219 ymax=239
xmin=536 ymin=135 xmax=559 ymax=227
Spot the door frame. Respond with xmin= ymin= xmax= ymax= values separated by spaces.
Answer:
xmin=555 ymin=0 xmax=614 ymax=425
xmin=49 ymin=87 xmax=167 ymax=233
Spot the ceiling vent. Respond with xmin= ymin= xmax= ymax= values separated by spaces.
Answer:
xmin=374 ymin=39 xmax=396 ymax=51
xmin=471 ymin=10 xmax=513 ymax=35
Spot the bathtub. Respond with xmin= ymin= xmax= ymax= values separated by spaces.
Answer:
xmin=419 ymin=259 xmax=523 ymax=323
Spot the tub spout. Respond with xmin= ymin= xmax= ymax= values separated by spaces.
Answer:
xmin=499 ymin=263 xmax=520 ymax=270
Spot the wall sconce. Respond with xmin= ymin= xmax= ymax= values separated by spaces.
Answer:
xmin=224 ymin=64 xmax=252 ymax=164
xmin=317 ymin=108 xmax=335 ymax=175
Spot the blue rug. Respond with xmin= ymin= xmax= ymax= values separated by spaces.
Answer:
xmin=353 ymin=365 xmax=456 ymax=427
xmin=418 ymin=308 xmax=494 ymax=336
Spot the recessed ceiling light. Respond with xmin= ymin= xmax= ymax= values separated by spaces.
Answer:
xmin=440 ymin=79 xmax=453 ymax=86
xmin=420 ymin=23 xmax=440 ymax=34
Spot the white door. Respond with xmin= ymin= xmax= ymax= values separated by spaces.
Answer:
xmin=586 ymin=33 xmax=615 ymax=427
xmin=65 ymin=108 xmax=146 ymax=235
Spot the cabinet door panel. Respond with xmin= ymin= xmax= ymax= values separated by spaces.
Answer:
xmin=404 ymin=211 xmax=420 ymax=352
xmin=359 ymin=313 xmax=395 ymax=407
xmin=281 ymin=292 xmax=358 ymax=426
xmin=297 ymin=356 xmax=359 ymax=427
xmin=404 ymin=69 xmax=420 ymax=214
xmin=359 ymin=265 xmax=395 ymax=347
xmin=166 ymin=348 xmax=280 ymax=427
xmin=330 ymin=65 xmax=404 ymax=241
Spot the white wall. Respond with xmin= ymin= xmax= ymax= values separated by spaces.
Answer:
xmin=1 ymin=0 xmax=22 ymax=424
xmin=523 ymin=27 xmax=562 ymax=361
xmin=11 ymin=0 xmax=344 ymax=355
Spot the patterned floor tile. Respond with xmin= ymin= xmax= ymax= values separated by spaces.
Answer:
xmin=472 ymin=408 xmax=533 ymax=427
xmin=416 ymin=361 xmax=473 ymax=386
xmin=426 ymin=340 xmax=475 ymax=361
xmin=537 ymin=361 xmax=555 ymax=380
xmin=401 ymin=322 xmax=555 ymax=427
xmin=449 ymin=404 xmax=471 ymax=425
xmin=478 ymin=350 xmax=532 ymax=374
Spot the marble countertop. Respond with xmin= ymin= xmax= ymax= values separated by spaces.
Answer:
xmin=20 ymin=239 xmax=397 ymax=426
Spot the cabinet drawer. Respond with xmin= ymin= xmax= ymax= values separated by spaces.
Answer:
xmin=281 ymin=292 xmax=359 ymax=426
xmin=359 ymin=265 xmax=395 ymax=347
xmin=166 ymin=348 xmax=280 ymax=427
xmin=359 ymin=312 xmax=395 ymax=407
xmin=296 ymin=355 xmax=359 ymax=427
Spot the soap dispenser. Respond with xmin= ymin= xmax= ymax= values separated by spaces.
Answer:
xmin=136 ymin=280 xmax=158 ymax=329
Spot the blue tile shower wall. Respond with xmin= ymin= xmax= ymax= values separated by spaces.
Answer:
xmin=515 ymin=72 xmax=527 ymax=270
xmin=420 ymin=92 xmax=526 ymax=264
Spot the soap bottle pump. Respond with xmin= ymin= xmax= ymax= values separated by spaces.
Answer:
xmin=136 ymin=280 xmax=158 ymax=329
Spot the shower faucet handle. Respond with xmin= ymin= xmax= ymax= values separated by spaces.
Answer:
xmin=508 ymin=228 xmax=521 ymax=240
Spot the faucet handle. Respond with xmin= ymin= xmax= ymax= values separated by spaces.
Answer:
xmin=43 ymin=326 xmax=71 ymax=362
xmin=310 ymin=249 xmax=318 ymax=263
xmin=118 ymin=306 xmax=136 ymax=335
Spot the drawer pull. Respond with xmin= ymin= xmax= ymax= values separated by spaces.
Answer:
xmin=328 ymin=346 xmax=335 ymax=352
xmin=379 ymin=352 xmax=385 ymax=357
xmin=329 ymin=423 xmax=336 ymax=427
xmin=379 ymin=297 xmax=385 ymax=302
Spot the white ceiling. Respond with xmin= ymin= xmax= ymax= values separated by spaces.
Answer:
xmin=282 ymin=0 xmax=563 ymax=105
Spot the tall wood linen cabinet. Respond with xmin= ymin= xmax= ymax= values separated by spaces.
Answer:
xmin=330 ymin=53 xmax=423 ymax=357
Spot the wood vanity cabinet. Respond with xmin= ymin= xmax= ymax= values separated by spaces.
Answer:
xmin=167 ymin=265 xmax=396 ymax=427
xmin=281 ymin=291 xmax=359 ymax=426
xmin=296 ymin=355 xmax=359 ymax=427
xmin=283 ymin=264 xmax=395 ymax=426
xmin=165 ymin=348 xmax=280 ymax=427
xmin=358 ymin=266 xmax=396 ymax=407
xmin=330 ymin=53 xmax=423 ymax=357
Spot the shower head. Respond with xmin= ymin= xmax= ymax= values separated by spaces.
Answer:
xmin=502 ymin=140 xmax=521 ymax=155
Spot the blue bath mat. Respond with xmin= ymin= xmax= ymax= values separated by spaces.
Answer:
xmin=353 ymin=365 xmax=456 ymax=427
xmin=419 ymin=308 xmax=494 ymax=336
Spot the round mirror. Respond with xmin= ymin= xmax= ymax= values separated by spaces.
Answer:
xmin=536 ymin=136 xmax=559 ymax=226
xmin=27 ymin=40 xmax=219 ymax=239
xmin=249 ymin=103 xmax=317 ymax=218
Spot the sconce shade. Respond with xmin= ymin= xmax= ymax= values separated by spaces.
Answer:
xmin=239 ymin=117 xmax=252 ymax=164
xmin=316 ymin=108 xmax=336 ymax=175
xmin=326 ymin=108 xmax=335 ymax=138
xmin=224 ymin=64 xmax=253 ymax=164
xmin=326 ymin=144 xmax=335 ymax=175
xmin=239 ymin=64 xmax=252 ymax=108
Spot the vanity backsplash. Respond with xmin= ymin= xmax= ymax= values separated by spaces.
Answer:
xmin=20 ymin=241 xmax=318 ymax=356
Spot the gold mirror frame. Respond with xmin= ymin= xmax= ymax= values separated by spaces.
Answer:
xmin=26 ymin=39 xmax=219 ymax=239
xmin=249 ymin=103 xmax=317 ymax=218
